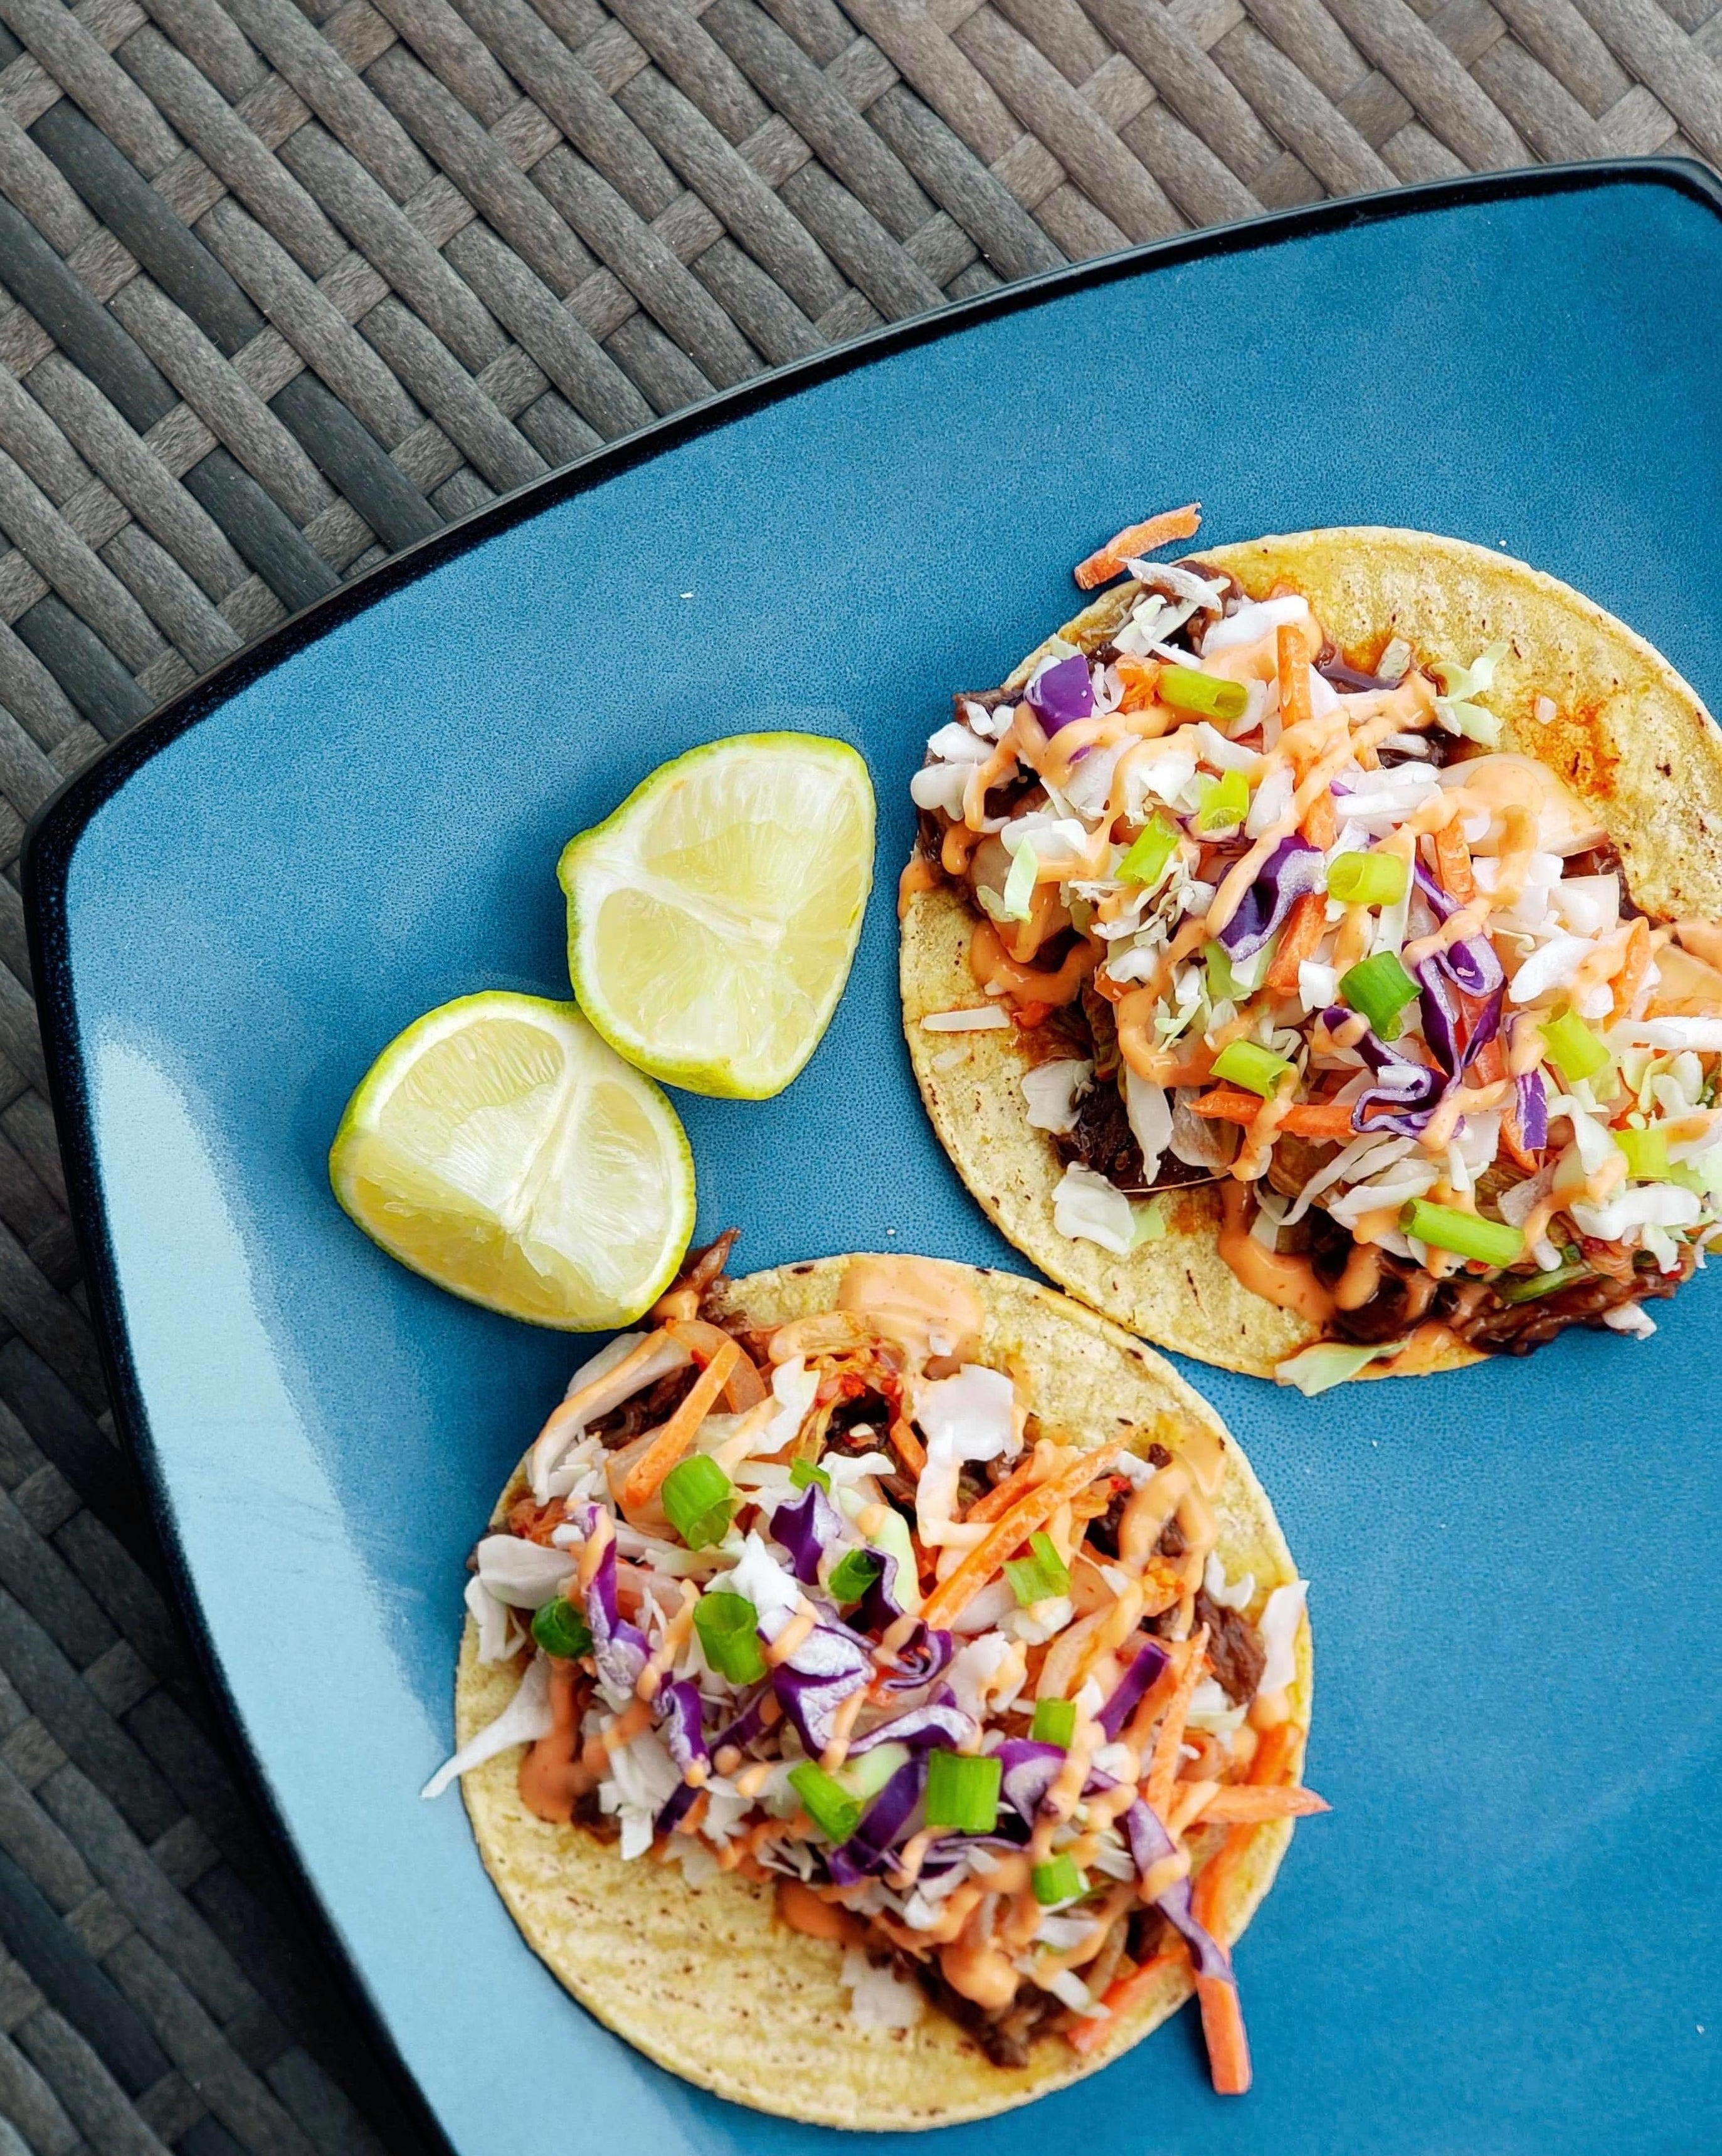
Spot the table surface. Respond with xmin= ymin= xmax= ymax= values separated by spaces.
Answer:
xmin=0 ymin=1 xmax=1716 ymax=2150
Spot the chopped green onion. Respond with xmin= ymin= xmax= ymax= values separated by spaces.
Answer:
xmin=692 ymin=1590 xmax=767 ymax=1684
xmin=788 ymin=1762 xmax=863 ymax=1844
xmin=1032 ymin=1854 xmax=1085 ymax=1906
xmin=924 ymin=1749 xmax=1001 ymax=1833
xmin=826 ymin=1549 xmax=882 ymax=1605
xmin=789 ymin=1458 xmax=830 ymax=1493
xmin=1203 ymin=939 xmax=1242 ymax=1005
xmin=1030 ymin=1698 xmax=1076 ymax=1748
xmin=1540 ymin=1007 xmax=1611 ymax=1085
xmin=1210 ymin=1038 xmax=1294 ymax=1097
xmin=1003 ymin=1530 xmax=1071 ymax=1607
xmin=842 ymin=1742 xmax=909 ymax=1804
xmin=1400 ymin=1199 xmax=1524 ymax=1268
xmin=1001 ymin=839 xmax=1038 ymax=922
xmin=1339 ymin=950 xmax=1420 ymax=1042
xmin=1615 ymin=1125 xmax=1670 ymax=1181
xmin=662 ymin=1454 xmax=736 ymax=1550
xmin=531 ymin=1597 xmax=592 ymax=1659
xmin=1196 ymin=769 xmax=1249 ymax=834
xmin=1498 ymin=1256 xmax=1590 ymax=1303
xmin=1117 ymin=814 xmax=1180 ymax=889
xmin=1326 ymin=850 xmax=1408 ymax=908
xmin=1157 ymin=665 xmax=1249 ymax=723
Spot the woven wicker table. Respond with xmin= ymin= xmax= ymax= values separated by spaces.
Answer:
xmin=0 ymin=0 xmax=1714 ymax=2148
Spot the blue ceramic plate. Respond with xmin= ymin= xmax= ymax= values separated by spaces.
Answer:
xmin=27 ymin=164 xmax=1722 ymax=2156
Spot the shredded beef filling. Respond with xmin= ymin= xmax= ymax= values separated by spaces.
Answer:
xmin=1303 ymin=1206 xmax=1691 ymax=1355
xmin=1085 ymin=1446 xmax=1170 ymax=1559
xmin=1193 ymin=1588 xmax=1267 ymax=1703
xmin=897 ymin=1954 xmax=1071 ymax=2069
xmin=1053 ymin=1076 xmax=1215 ymax=1195
xmin=589 ymin=1364 xmax=700 ymax=1450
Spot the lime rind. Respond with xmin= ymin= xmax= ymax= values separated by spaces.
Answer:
xmin=559 ymin=733 xmax=875 ymax=1100
xmin=329 ymin=991 xmax=695 ymax=1332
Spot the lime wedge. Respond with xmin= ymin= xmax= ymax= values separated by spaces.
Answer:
xmin=329 ymin=992 xmax=694 ymax=1330
xmin=559 ymin=734 xmax=875 ymax=1098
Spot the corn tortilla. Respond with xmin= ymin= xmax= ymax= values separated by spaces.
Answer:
xmin=455 ymin=1256 xmax=1312 ymax=2128
xmin=901 ymin=528 xmax=1722 ymax=1377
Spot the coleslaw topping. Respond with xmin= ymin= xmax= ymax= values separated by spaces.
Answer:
xmin=428 ymin=1239 xmax=1322 ymax=2093
xmin=909 ymin=510 xmax=1722 ymax=1380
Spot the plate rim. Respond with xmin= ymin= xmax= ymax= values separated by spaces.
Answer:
xmin=20 ymin=155 xmax=1722 ymax=2153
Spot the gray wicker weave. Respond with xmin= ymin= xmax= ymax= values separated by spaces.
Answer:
xmin=0 ymin=0 xmax=1716 ymax=2147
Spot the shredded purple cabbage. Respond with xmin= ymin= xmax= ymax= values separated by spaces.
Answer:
xmin=1218 ymin=837 xmax=1325 ymax=960
xmin=848 ymin=1697 xmax=976 ymax=1755
xmin=1122 ymin=1798 xmax=1235 ymax=1984
xmin=654 ymin=1782 xmax=700 ymax=1836
xmin=657 ymin=1678 xmax=707 ymax=1775
xmin=1097 ymin=1640 xmax=1170 ymax=1739
xmin=1413 ymin=861 xmax=1455 ymax=922
xmin=996 ymin=1738 xmax=1065 ymax=1829
xmin=1338 ymin=972 xmax=1506 ymax=1141
xmin=871 ymin=1618 xmax=954 ymax=1693
xmin=826 ymin=1755 xmax=927 ymax=1885
xmin=1334 ymin=1012 xmax=1444 ymax=1138
xmin=770 ymin=1484 xmax=843 ymax=1586
xmin=580 ymin=1531 xmax=648 ymax=1698
xmin=1516 ymin=1066 xmax=1549 ymax=1151
xmin=1024 ymin=654 xmax=1094 ymax=732
xmin=855 ymin=1550 xmax=907 ymax=1635
xmin=709 ymin=1686 xmax=771 ymax=1759
xmin=771 ymin=1622 xmax=871 ymax=1754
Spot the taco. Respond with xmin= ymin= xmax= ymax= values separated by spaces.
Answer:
xmin=425 ymin=1237 xmax=1318 ymax=2127
xmin=901 ymin=513 xmax=1722 ymax=1390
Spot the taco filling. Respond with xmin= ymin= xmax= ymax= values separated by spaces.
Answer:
xmin=906 ymin=510 xmax=1722 ymax=1389
xmin=428 ymin=1240 xmax=1321 ymax=2099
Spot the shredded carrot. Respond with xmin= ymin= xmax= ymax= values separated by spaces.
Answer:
xmin=1263 ymin=891 xmax=1327 ymax=997
xmin=1499 ymin=1104 xmax=1538 ymax=1175
xmin=1144 ymin=1626 xmax=1209 ymax=1820
xmin=1196 ymin=1974 xmax=1252 ymax=2095
xmin=1115 ymin=656 xmax=1160 ymax=712
xmin=1074 ymin=503 xmax=1202 ymax=591
xmin=887 ymin=1416 xmax=927 ymax=1477
xmin=920 ymin=1447 xmax=1117 ymax=1629
xmin=1070 ymin=1949 xmax=1185 ymax=2054
xmin=963 ymin=1449 xmax=1047 ymax=1525
xmin=620 ymin=1338 xmax=739 ymax=1510
xmin=1300 ymin=785 xmax=1336 ymax=849
xmin=1277 ymin=623 xmax=1312 ymax=733
xmin=1011 ymin=1000 xmax=1052 ymax=1030
xmin=1121 ymin=1653 xmax=1185 ymax=1754
xmin=1468 ymin=1031 xmax=1506 ymax=1088
xmin=1196 ymin=1785 xmax=1328 ymax=1824
xmin=1192 ymin=1086 xmax=1355 ymax=1140
xmin=1433 ymin=819 xmax=1475 ymax=903
xmin=1247 ymin=1719 xmax=1302 ymax=1789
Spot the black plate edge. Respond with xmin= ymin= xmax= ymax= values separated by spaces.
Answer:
xmin=20 ymin=156 xmax=1722 ymax=2152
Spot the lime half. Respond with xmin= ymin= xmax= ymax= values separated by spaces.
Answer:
xmin=330 ymin=992 xmax=694 ymax=1330
xmin=559 ymin=734 xmax=875 ymax=1098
